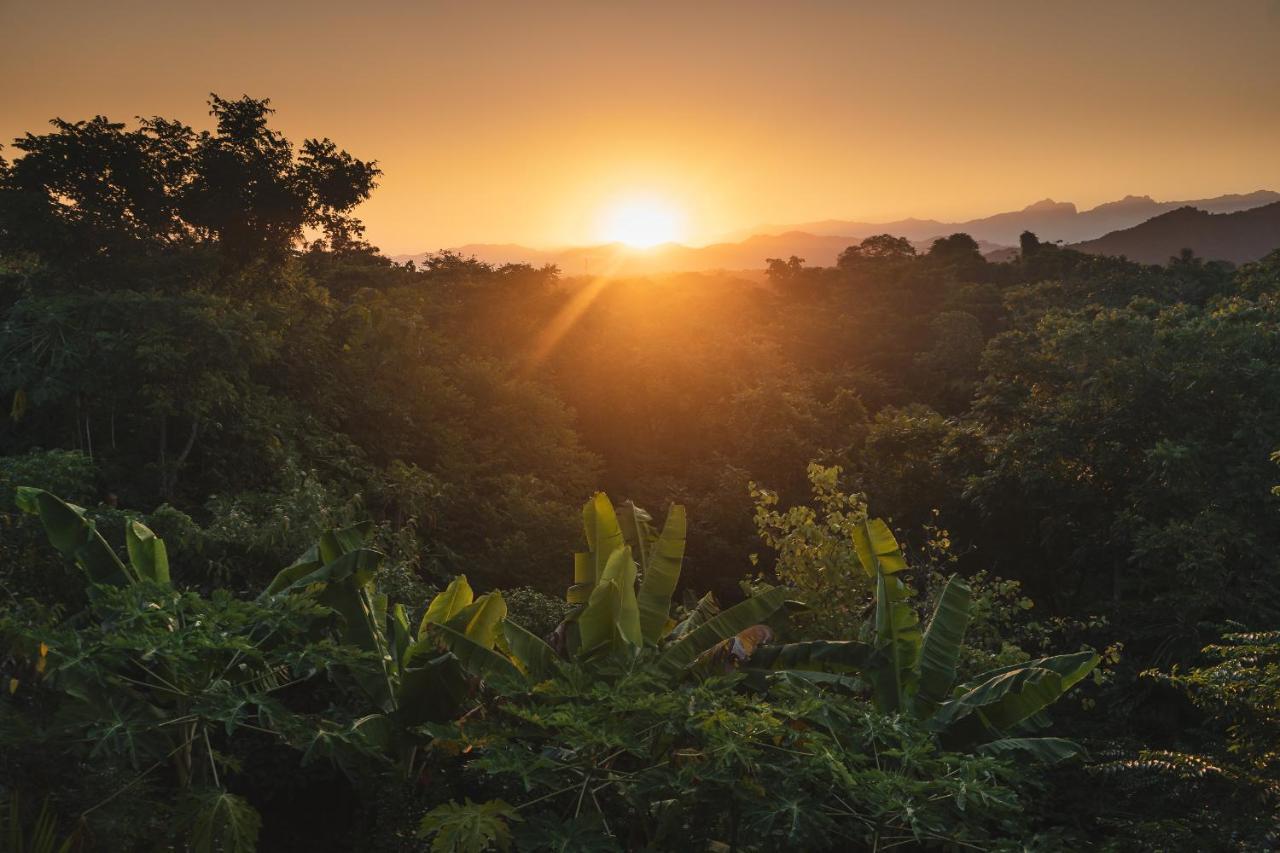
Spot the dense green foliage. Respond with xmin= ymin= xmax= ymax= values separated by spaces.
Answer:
xmin=3 ymin=96 xmax=1280 ymax=849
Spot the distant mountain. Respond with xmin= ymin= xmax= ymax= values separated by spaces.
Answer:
xmin=1070 ymin=202 xmax=1280 ymax=265
xmin=763 ymin=190 xmax=1280 ymax=246
xmin=393 ymin=232 xmax=1010 ymax=276
xmin=391 ymin=190 xmax=1280 ymax=274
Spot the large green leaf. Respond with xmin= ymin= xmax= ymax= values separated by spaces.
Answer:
xmin=576 ymin=546 xmax=640 ymax=657
xmin=962 ymin=651 xmax=1100 ymax=697
xmin=656 ymin=587 xmax=789 ymax=677
xmin=583 ymin=492 xmax=625 ymax=583
xmin=932 ymin=651 xmax=1099 ymax=737
xmin=429 ymin=623 xmax=527 ymax=688
xmin=568 ymin=493 xmax=626 ymax=606
xmin=187 ymin=789 xmax=261 ymax=853
xmin=421 ymin=576 xmax=475 ymax=637
xmin=976 ymin=737 xmax=1085 ymax=764
xmin=15 ymin=487 xmax=134 ymax=586
xmin=264 ymin=523 xmax=374 ymax=596
xmin=617 ymin=500 xmax=657 ymax=570
xmin=390 ymin=603 xmax=412 ymax=672
xmin=856 ymin=518 xmax=919 ymax=713
xmin=443 ymin=591 xmax=508 ymax=649
xmin=668 ymin=592 xmax=719 ymax=641
xmin=266 ymin=548 xmax=383 ymax=598
xmin=852 ymin=517 xmax=907 ymax=578
xmin=396 ymin=652 xmax=471 ymax=726
xmin=317 ymin=521 xmax=374 ymax=565
xmin=502 ymin=620 xmax=560 ymax=681
xmin=637 ymin=505 xmax=686 ymax=644
xmin=567 ymin=553 xmax=594 ymax=607
xmin=746 ymin=640 xmax=879 ymax=674
xmin=577 ymin=578 xmax=622 ymax=657
xmin=125 ymin=519 xmax=170 ymax=586
xmin=914 ymin=575 xmax=971 ymax=716
xmin=262 ymin=553 xmax=322 ymax=597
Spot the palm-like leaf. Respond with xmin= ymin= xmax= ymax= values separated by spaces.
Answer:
xmin=656 ymin=587 xmax=789 ymax=676
xmin=421 ymin=576 xmax=475 ymax=636
xmin=15 ymin=487 xmax=134 ymax=586
xmin=932 ymin=651 xmax=1099 ymax=741
xmin=126 ymin=520 xmax=170 ymax=585
xmin=976 ymin=737 xmax=1085 ymax=764
xmin=914 ymin=575 xmax=971 ymax=717
xmin=853 ymin=518 xmax=919 ymax=712
xmin=502 ymin=620 xmax=560 ymax=681
xmin=636 ymin=505 xmax=686 ymax=644
xmin=746 ymin=640 xmax=879 ymax=674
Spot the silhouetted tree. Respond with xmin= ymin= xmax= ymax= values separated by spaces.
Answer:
xmin=0 ymin=95 xmax=380 ymax=286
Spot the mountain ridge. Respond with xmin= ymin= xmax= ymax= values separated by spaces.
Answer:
xmin=392 ymin=190 xmax=1280 ymax=274
xmin=1070 ymin=202 xmax=1280 ymax=265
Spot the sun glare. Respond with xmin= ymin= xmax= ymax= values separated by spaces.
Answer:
xmin=598 ymin=196 xmax=684 ymax=248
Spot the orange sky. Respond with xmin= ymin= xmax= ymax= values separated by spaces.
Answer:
xmin=3 ymin=1 xmax=1279 ymax=254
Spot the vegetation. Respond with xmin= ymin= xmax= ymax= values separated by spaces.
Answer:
xmin=3 ymin=96 xmax=1280 ymax=849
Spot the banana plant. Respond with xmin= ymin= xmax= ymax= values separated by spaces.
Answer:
xmin=263 ymin=533 xmax=517 ymax=731
xmin=748 ymin=518 xmax=1099 ymax=761
xmin=435 ymin=494 xmax=791 ymax=687
xmin=15 ymin=487 xmax=169 ymax=587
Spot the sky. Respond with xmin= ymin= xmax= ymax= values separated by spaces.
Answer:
xmin=2 ymin=0 xmax=1279 ymax=254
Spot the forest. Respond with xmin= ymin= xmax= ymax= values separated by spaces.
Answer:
xmin=2 ymin=97 xmax=1279 ymax=851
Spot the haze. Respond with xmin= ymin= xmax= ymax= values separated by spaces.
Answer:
xmin=3 ymin=0 xmax=1278 ymax=254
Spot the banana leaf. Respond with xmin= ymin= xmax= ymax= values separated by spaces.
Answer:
xmin=390 ymin=603 xmax=412 ymax=672
xmin=428 ymin=623 xmax=527 ymax=688
xmin=15 ymin=487 xmax=134 ymax=586
xmin=976 ymin=737 xmax=1085 ymax=764
xmin=582 ymin=492 xmax=625 ymax=585
xmin=442 ymin=591 xmax=508 ymax=648
xmin=637 ymin=505 xmax=686 ymax=644
xmin=125 ymin=519 xmax=170 ymax=585
xmin=580 ymin=545 xmax=641 ymax=656
xmin=264 ymin=522 xmax=374 ymax=596
xmin=396 ymin=652 xmax=471 ymax=726
xmin=656 ymin=587 xmax=789 ymax=677
xmin=852 ymin=518 xmax=920 ymax=712
xmin=420 ymin=575 xmax=474 ymax=637
xmin=617 ymin=500 xmax=657 ymax=569
xmin=266 ymin=548 xmax=383 ymax=598
xmin=932 ymin=651 xmax=1099 ymax=736
xmin=914 ymin=575 xmax=971 ymax=716
xmin=746 ymin=640 xmax=879 ymax=674
xmin=503 ymin=620 xmax=561 ymax=681
xmin=668 ymin=591 xmax=719 ymax=641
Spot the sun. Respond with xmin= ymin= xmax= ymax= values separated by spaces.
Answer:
xmin=598 ymin=196 xmax=684 ymax=248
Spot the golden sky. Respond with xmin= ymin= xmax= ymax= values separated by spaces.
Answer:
xmin=3 ymin=0 xmax=1279 ymax=254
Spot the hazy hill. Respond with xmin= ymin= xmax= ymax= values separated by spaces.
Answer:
xmin=1070 ymin=202 xmax=1280 ymax=264
xmin=393 ymin=190 xmax=1280 ymax=274
xmin=765 ymin=190 xmax=1280 ymax=245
